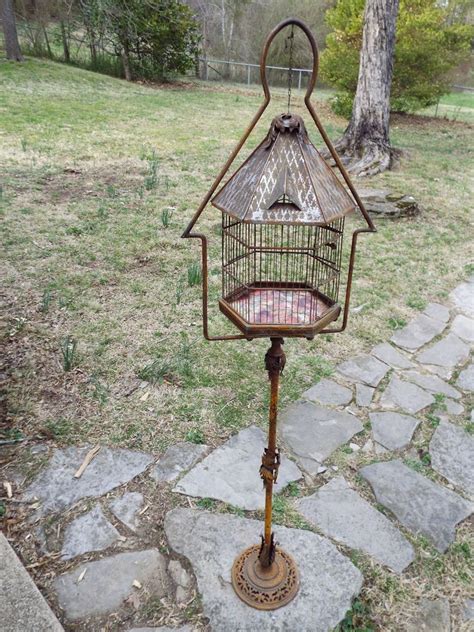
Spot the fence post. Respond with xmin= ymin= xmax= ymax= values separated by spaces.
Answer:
xmin=247 ymin=64 xmax=251 ymax=86
xmin=205 ymin=60 xmax=209 ymax=81
xmin=298 ymin=70 xmax=302 ymax=91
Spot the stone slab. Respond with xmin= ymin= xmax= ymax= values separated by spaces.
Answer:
xmin=0 ymin=532 xmax=64 ymax=632
xmin=129 ymin=628 xmax=192 ymax=632
xmin=164 ymin=508 xmax=362 ymax=632
xmin=360 ymin=460 xmax=473 ymax=552
xmin=444 ymin=399 xmax=464 ymax=415
xmin=417 ymin=333 xmax=470 ymax=369
xmin=451 ymin=314 xmax=474 ymax=343
xmin=424 ymin=364 xmax=453 ymax=380
xmin=110 ymin=492 xmax=144 ymax=532
xmin=406 ymin=598 xmax=451 ymax=632
xmin=401 ymin=370 xmax=461 ymax=400
xmin=355 ymin=383 xmax=375 ymax=407
xmin=174 ymin=426 xmax=301 ymax=510
xmin=24 ymin=446 xmax=153 ymax=516
xmin=150 ymin=442 xmax=209 ymax=483
xmin=371 ymin=342 xmax=415 ymax=369
xmin=302 ymin=378 xmax=352 ymax=406
xmin=430 ymin=421 xmax=474 ymax=497
xmin=296 ymin=477 xmax=414 ymax=573
xmin=280 ymin=401 xmax=363 ymax=475
xmin=380 ymin=376 xmax=434 ymax=414
xmin=54 ymin=549 xmax=170 ymax=620
xmin=337 ymin=354 xmax=389 ymax=387
xmin=391 ymin=314 xmax=447 ymax=351
xmin=369 ymin=412 xmax=420 ymax=450
xmin=450 ymin=281 xmax=474 ymax=317
xmin=463 ymin=599 xmax=474 ymax=621
xmin=423 ymin=303 xmax=451 ymax=323
xmin=61 ymin=504 xmax=120 ymax=560
xmin=456 ymin=363 xmax=474 ymax=392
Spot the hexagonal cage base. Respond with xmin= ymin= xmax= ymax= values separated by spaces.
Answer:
xmin=231 ymin=543 xmax=299 ymax=610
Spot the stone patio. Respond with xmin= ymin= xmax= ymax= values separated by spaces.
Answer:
xmin=4 ymin=277 xmax=473 ymax=631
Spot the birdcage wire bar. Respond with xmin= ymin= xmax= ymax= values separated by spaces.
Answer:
xmin=221 ymin=213 xmax=344 ymax=327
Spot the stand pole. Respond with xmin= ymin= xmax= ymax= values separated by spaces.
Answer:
xmin=259 ymin=337 xmax=285 ymax=567
xmin=230 ymin=336 xmax=299 ymax=610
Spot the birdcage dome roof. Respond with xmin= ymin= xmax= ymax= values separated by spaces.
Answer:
xmin=211 ymin=113 xmax=357 ymax=225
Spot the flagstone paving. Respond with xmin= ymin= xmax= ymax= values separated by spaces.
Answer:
xmin=355 ymin=382 xmax=375 ymax=406
xmin=149 ymin=441 xmax=209 ymax=483
xmin=417 ymin=333 xmax=470 ymax=369
xmin=456 ymin=362 xmax=474 ymax=391
xmin=23 ymin=445 xmax=153 ymax=516
xmin=110 ymin=491 xmax=144 ymax=532
xmin=371 ymin=341 xmax=415 ymax=369
xmin=336 ymin=353 xmax=390 ymax=386
xmin=295 ymin=477 xmax=414 ymax=573
xmin=391 ymin=312 xmax=447 ymax=351
xmin=174 ymin=426 xmax=302 ymax=510
xmin=164 ymin=508 xmax=363 ymax=632
xmin=379 ymin=375 xmax=434 ymax=414
xmin=430 ymin=421 xmax=474 ymax=497
xmin=360 ymin=460 xmax=472 ymax=552
xmin=54 ymin=549 xmax=171 ymax=619
xmin=61 ymin=504 xmax=120 ymax=560
xmin=449 ymin=278 xmax=474 ymax=316
xmin=302 ymin=378 xmax=353 ymax=406
xmin=369 ymin=412 xmax=420 ymax=450
xmin=7 ymin=278 xmax=473 ymax=630
xmin=280 ymin=401 xmax=363 ymax=475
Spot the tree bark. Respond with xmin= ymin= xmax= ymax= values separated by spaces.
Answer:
xmin=42 ymin=24 xmax=52 ymax=58
xmin=1 ymin=0 xmax=24 ymax=61
xmin=120 ymin=46 xmax=133 ymax=81
xmin=60 ymin=20 xmax=70 ymax=62
xmin=333 ymin=0 xmax=400 ymax=176
xmin=120 ymin=37 xmax=132 ymax=81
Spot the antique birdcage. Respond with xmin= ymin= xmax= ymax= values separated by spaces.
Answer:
xmin=182 ymin=18 xmax=375 ymax=612
xmin=215 ymin=111 xmax=353 ymax=339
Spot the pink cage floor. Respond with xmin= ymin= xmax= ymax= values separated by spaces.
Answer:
xmin=228 ymin=288 xmax=331 ymax=325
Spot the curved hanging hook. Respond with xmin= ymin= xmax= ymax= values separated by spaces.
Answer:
xmin=259 ymin=17 xmax=319 ymax=104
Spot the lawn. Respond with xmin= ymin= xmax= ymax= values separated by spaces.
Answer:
xmin=1 ymin=57 xmax=473 ymax=630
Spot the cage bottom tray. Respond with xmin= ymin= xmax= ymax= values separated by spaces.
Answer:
xmin=226 ymin=287 xmax=333 ymax=325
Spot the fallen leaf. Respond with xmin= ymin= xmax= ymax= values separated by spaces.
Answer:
xmin=3 ymin=481 xmax=12 ymax=498
xmin=132 ymin=579 xmax=142 ymax=589
xmin=77 ymin=568 xmax=87 ymax=583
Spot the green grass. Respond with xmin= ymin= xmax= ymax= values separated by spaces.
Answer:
xmin=420 ymin=90 xmax=474 ymax=123
xmin=1 ymin=57 xmax=472 ymax=453
xmin=0 ymin=58 xmax=473 ymax=629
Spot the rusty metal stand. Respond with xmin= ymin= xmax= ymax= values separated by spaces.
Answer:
xmin=231 ymin=338 xmax=299 ymax=610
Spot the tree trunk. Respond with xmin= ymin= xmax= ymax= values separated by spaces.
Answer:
xmin=60 ymin=20 xmax=70 ymax=62
xmin=333 ymin=0 xmax=400 ymax=176
xmin=1 ymin=0 xmax=24 ymax=61
xmin=121 ymin=50 xmax=132 ymax=81
xmin=120 ymin=38 xmax=132 ymax=81
xmin=42 ymin=25 xmax=52 ymax=58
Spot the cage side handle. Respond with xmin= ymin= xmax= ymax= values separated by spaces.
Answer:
xmin=260 ymin=17 xmax=319 ymax=102
xmin=181 ymin=54 xmax=273 ymax=341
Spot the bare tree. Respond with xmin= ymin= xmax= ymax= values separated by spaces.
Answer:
xmin=1 ymin=0 xmax=24 ymax=60
xmin=331 ymin=0 xmax=400 ymax=176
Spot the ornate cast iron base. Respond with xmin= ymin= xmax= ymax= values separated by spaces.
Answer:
xmin=231 ymin=543 xmax=299 ymax=610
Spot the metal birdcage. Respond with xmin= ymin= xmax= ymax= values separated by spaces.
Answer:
xmin=214 ymin=112 xmax=356 ymax=339
xmin=182 ymin=17 xmax=375 ymax=612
